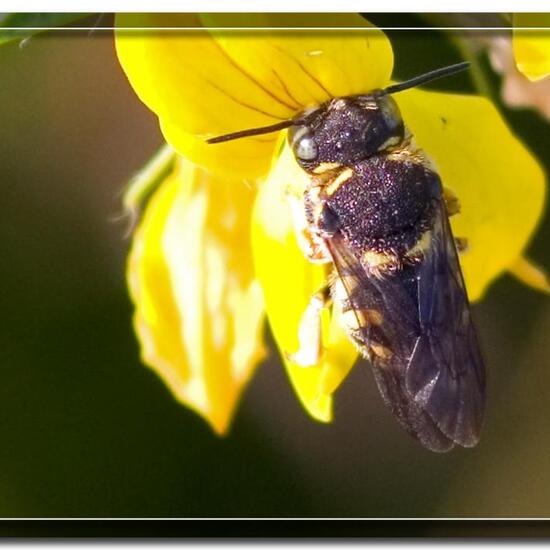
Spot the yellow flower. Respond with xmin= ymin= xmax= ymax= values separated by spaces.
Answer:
xmin=126 ymin=154 xmax=265 ymax=434
xmin=513 ymin=14 xmax=550 ymax=82
xmin=116 ymin=14 xmax=547 ymax=432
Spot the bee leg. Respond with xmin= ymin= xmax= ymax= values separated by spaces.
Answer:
xmin=443 ymin=186 xmax=461 ymax=217
xmin=286 ymin=191 xmax=332 ymax=264
xmin=300 ymin=229 xmax=333 ymax=263
xmin=455 ymin=237 xmax=469 ymax=253
xmin=443 ymin=189 xmax=467 ymax=252
xmin=286 ymin=284 xmax=332 ymax=367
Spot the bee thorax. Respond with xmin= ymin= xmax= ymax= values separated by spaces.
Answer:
xmin=323 ymin=156 xmax=441 ymax=258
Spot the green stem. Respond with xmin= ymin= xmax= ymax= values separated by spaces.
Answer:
xmin=122 ymin=143 xmax=177 ymax=235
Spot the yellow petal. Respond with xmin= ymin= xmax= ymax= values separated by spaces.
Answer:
xmin=513 ymin=15 xmax=550 ymax=81
xmin=128 ymin=156 xmax=265 ymax=434
xmin=202 ymin=14 xmax=394 ymax=106
xmin=115 ymin=15 xmax=393 ymax=179
xmin=115 ymin=13 xmax=284 ymax=179
xmin=396 ymin=89 xmax=546 ymax=301
xmin=509 ymin=255 xmax=550 ymax=294
xmin=158 ymin=121 xmax=278 ymax=181
xmin=251 ymin=143 xmax=357 ymax=423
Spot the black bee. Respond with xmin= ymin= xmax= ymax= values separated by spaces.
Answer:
xmin=208 ymin=62 xmax=485 ymax=452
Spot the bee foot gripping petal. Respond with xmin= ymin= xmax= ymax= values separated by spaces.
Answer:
xmin=443 ymin=186 xmax=461 ymax=217
xmin=455 ymin=237 xmax=469 ymax=253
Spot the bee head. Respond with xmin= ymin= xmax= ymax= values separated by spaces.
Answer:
xmin=287 ymin=94 xmax=404 ymax=172
xmin=206 ymin=61 xmax=469 ymax=169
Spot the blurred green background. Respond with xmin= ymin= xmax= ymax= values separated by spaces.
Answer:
xmin=1 ymin=19 xmax=550 ymax=518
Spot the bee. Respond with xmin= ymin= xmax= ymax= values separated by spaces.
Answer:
xmin=207 ymin=62 xmax=485 ymax=452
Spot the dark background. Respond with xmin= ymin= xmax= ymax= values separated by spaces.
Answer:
xmin=1 ymin=20 xmax=550 ymax=518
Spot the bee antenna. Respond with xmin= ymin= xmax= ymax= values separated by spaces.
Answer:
xmin=379 ymin=61 xmax=470 ymax=96
xmin=206 ymin=119 xmax=296 ymax=144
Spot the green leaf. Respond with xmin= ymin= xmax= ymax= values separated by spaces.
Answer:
xmin=0 ymin=13 xmax=91 ymax=46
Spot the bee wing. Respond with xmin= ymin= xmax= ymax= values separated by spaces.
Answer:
xmin=326 ymin=201 xmax=485 ymax=452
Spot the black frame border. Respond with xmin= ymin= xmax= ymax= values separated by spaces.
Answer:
xmin=0 ymin=519 xmax=549 ymax=537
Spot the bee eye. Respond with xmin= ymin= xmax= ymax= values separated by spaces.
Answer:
xmin=378 ymin=95 xmax=403 ymax=131
xmin=295 ymin=136 xmax=318 ymax=160
xmin=289 ymin=127 xmax=318 ymax=161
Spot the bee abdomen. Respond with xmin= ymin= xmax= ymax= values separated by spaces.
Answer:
xmin=332 ymin=272 xmax=397 ymax=361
